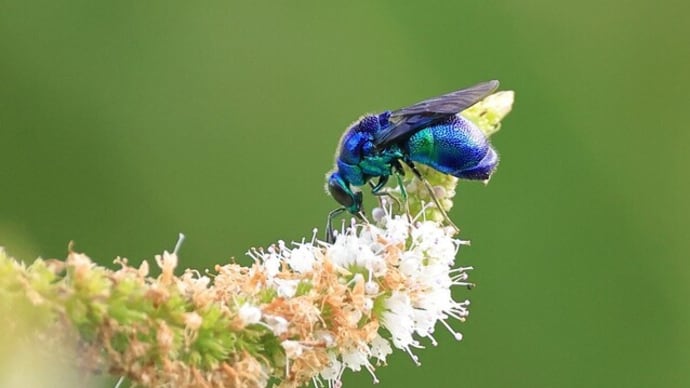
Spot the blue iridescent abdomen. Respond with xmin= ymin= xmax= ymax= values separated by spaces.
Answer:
xmin=403 ymin=115 xmax=498 ymax=180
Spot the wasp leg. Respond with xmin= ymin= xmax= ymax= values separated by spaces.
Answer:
xmin=326 ymin=207 xmax=346 ymax=243
xmin=386 ymin=160 xmax=415 ymax=222
xmin=403 ymin=160 xmax=460 ymax=234
xmin=370 ymin=175 xmax=389 ymax=193
xmin=369 ymin=176 xmax=402 ymax=210
xmin=393 ymin=170 xmax=414 ymax=224
xmin=326 ymin=206 xmax=372 ymax=243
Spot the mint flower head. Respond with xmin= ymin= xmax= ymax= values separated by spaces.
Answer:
xmin=0 ymin=88 xmax=513 ymax=387
xmin=244 ymin=206 xmax=474 ymax=386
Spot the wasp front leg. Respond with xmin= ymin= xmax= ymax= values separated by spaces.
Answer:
xmin=393 ymin=169 xmax=414 ymax=224
xmin=369 ymin=175 xmax=404 ymax=212
xmin=325 ymin=207 xmax=346 ymax=243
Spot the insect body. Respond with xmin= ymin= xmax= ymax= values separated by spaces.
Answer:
xmin=326 ymin=80 xmax=500 ymax=239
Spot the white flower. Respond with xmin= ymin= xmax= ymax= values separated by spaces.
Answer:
xmin=364 ymin=281 xmax=379 ymax=295
xmin=380 ymin=291 xmax=421 ymax=364
xmin=264 ymin=314 xmax=289 ymax=336
xmin=341 ymin=344 xmax=379 ymax=384
xmin=247 ymin=246 xmax=281 ymax=279
xmin=381 ymin=214 xmax=411 ymax=243
xmin=262 ymin=254 xmax=281 ymax=278
xmin=319 ymin=352 xmax=343 ymax=381
xmin=286 ymin=244 xmax=317 ymax=273
xmin=238 ymin=303 xmax=262 ymax=325
xmin=370 ymin=335 xmax=392 ymax=363
xmin=281 ymin=340 xmax=304 ymax=358
xmin=273 ymin=278 xmax=300 ymax=298
xmin=328 ymin=233 xmax=387 ymax=277
xmin=411 ymin=221 xmax=459 ymax=265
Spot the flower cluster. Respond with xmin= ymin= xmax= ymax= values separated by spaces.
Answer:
xmin=0 ymin=89 xmax=513 ymax=387
xmin=0 ymin=207 xmax=473 ymax=387
xmin=243 ymin=206 xmax=473 ymax=386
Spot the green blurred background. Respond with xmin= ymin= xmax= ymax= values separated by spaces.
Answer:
xmin=1 ymin=0 xmax=688 ymax=387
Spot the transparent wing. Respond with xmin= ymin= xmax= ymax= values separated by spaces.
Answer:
xmin=374 ymin=80 xmax=499 ymax=147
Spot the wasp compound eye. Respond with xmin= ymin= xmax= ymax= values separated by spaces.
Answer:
xmin=327 ymin=172 xmax=363 ymax=214
xmin=328 ymin=183 xmax=350 ymax=207
xmin=328 ymin=173 xmax=354 ymax=207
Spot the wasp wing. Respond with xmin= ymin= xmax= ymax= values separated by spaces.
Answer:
xmin=374 ymin=80 xmax=499 ymax=148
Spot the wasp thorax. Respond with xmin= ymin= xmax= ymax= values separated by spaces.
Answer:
xmin=357 ymin=115 xmax=381 ymax=133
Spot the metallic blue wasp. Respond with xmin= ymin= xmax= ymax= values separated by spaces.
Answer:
xmin=326 ymin=80 xmax=500 ymax=241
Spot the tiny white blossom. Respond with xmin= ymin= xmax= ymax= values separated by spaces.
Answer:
xmin=364 ymin=281 xmax=379 ymax=295
xmin=381 ymin=292 xmax=420 ymax=363
xmin=264 ymin=314 xmax=289 ymax=336
xmin=287 ymin=244 xmax=317 ymax=273
xmin=315 ymin=330 xmax=336 ymax=348
xmin=412 ymin=221 xmax=459 ymax=265
xmin=341 ymin=345 xmax=380 ymax=383
xmin=238 ymin=303 xmax=262 ymax=325
xmin=273 ymin=278 xmax=300 ymax=298
xmin=371 ymin=207 xmax=386 ymax=223
xmin=176 ymin=271 xmax=211 ymax=296
xmin=329 ymin=234 xmax=386 ymax=277
xmin=281 ymin=340 xmax=304 ymax=358
xmin=370 ymin=335 xmax=392 ymax=363
xmin=262 ymin=254 xmax=281 ymax=278
xmin=383 ymin=214 xmax=411 ymax=243
xmin=320 ymin=352 xmax=343 ymax=381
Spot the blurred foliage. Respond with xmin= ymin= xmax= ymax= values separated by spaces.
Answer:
xmin=1 ymin=0 xmax=688 ymax=387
